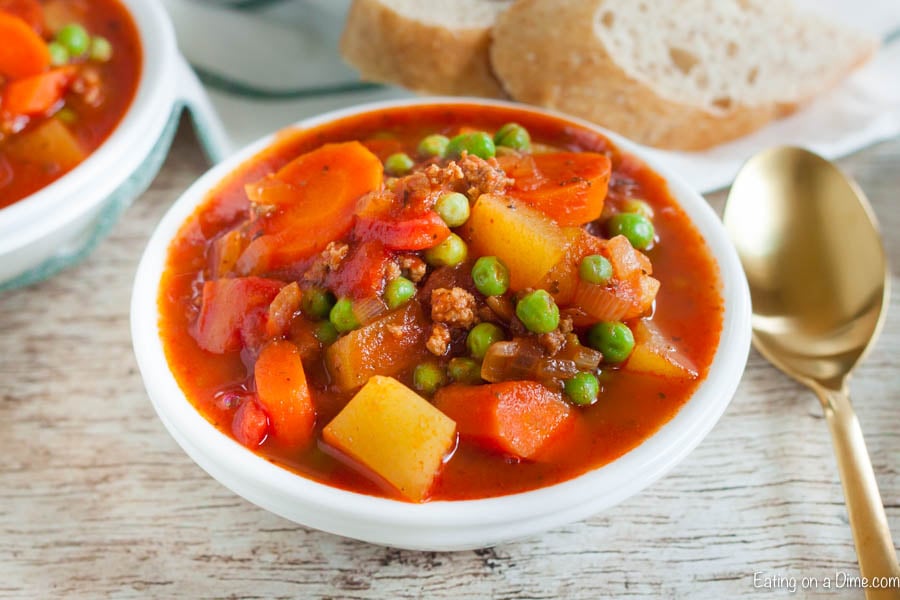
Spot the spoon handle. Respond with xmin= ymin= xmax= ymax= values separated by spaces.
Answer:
xmin=814 ymin=382 xmax=900 ymax=598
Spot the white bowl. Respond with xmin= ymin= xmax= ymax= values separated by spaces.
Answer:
xmin=131 ymin=98 xmax=752 ymax=551
xmin=0 ymin=0 xmax=230 ymax=291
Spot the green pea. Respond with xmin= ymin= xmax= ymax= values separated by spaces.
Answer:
xmin=471 ymin=256 xmax=509 ymax=297
xmin=564 ymin=372 xmax=600 ymax=406
xmin=587 ymin=321 xmax=635 ymax=364
xmin=90 ymin=36 xmax=113 ymax=62
xmin=417 ymin=134 xmax=449 ymax=158
xmin=579 ymin=254 xmax=613 ymax=285
xmin=329 ymin=298 xmax=360 ymax=333
xmin=301 ymin=287 xmax=336 ymax=320
xmin=607 ymin=212 xmax=655 ymax=250
xmin=493 ymin=123 xmax=531 ymax=152
xmin=448 ymin=357 xmax=482 ymax=384
xmin=424 ymin=233 xmax=467 ymax=267
xmin=467 ymin=322 xmax=505 ymax=359
xmin=384 ymin=152 xmax=414 ymax=176
xmin=413 ymin=363 xmax=447 ymax=396
xmin=313 ymin=321 xmax=339 ymax=345
xmin=435 ymin=191 xmax=470 ymax=227
xmin=56 ymin=23 xmax=90 ymax=57
xmin=621 ymin=198 xmax=654 ymax=219
xmin=384 ymin=276 xmax=416 ymax=309
xmin=446 ymin=132 xmax=495 ymax=160
xmin=47 ymin=42 xmax=69 ymax=66
xmin=515 ymin=289 xmax=560 ymax=334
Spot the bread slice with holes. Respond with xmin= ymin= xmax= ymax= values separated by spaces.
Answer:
xmin=490 ymin=0 xmax=877 ymax=150
xmin=341 ymin=0 xmax=513 ymax=98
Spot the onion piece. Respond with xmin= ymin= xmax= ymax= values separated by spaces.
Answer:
xmin=481 ymin=338 xmax=578 ymax=389
xmin=572 ymin=280 xmax=632 ymax=322
xmin=352 ymin=296 xmax=388 ymax=326
xmin=557 ymin=335 xmax=602 ymax=370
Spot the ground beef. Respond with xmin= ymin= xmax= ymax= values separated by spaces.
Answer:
xmin=458 ymin=153 xmax=513 ymax=200
xmin=539 ymin=330 xmax=566 ymax=356
xmin=431 ymin=287 xmax=478 ymax=328
xmin=72 ymin=67 xmax=104 ymax=106
xmin=303 ymin=241 xmax=349 ymax=283
xmin=559 ymin=315 xmax=574 ymax=334
xmin=426 ymin=323 xmax=451 ymax=356
xmin=424 ymin=161 xmax=464 ymax=188
xmin=384 ymin=260 xmax=402 ymax=282
xmin=399 ymin=255 xmax=427 ymax=283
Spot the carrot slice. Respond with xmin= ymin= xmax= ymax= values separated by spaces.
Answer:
xmin=500 ymin=152 xmax=611 ymax=226
xmin=433 ymin=381 xmax=574 ymax=460
xmin=236 ymin=142 xmax=383 ymax=274
xmin=254 ymin=340 xmax=315 ymax=448
xmin=0 ymin=0 xmax=44 ymax=33
xmin=0 ymin=12 xmax=50 ymax=79
xmin=3 ymin=67 xmax=75 ymax=116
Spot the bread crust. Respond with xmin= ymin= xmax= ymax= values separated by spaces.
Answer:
xmin=490 ymin=0 xmax=874 ymax=150
xmin=341 ymin=0 xmax=507 ymax=98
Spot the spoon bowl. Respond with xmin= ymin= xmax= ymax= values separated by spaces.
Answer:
xmin=725 ymin=146 xmax=898 ymax=597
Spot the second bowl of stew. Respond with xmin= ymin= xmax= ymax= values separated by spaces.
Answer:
xmin=132 ymin=99 xmax=751 ymax=550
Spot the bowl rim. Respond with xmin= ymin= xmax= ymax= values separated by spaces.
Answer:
xmin=0 ymin=0 xmax=179 ymax=254
xmin=131 ymin=97 xmax=751 ymax=532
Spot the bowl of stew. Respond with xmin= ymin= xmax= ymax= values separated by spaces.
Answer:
xmin=0 ymin=0 xmax=228 ymax=291
xmin=132 ymin=99 xmax=751 ymax=550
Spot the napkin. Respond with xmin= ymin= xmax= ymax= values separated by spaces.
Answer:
xmin=165 ymin=0 xmax=900 ymax=193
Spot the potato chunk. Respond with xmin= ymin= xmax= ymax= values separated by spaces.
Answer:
xmin=325 ymin=302 xmax=429 ymax=391
xmin=465 ymin=194 xmax=572 ymax=290
xmin=322 ymin=376 xmax=457 ymax=502
xmin=626 ymin=320 xmax=698 ymax=380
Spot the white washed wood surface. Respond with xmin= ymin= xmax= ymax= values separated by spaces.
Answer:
xmin=0 ymin=121 xmax=897 ymax=599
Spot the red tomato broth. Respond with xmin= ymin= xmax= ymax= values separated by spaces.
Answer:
xmin=0 ymin=0 xmax=142 ymax=208
xmin=158 ymin=104 xmax=724 ymax=501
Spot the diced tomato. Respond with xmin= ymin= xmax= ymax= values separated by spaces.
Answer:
xmin=327 ymin=240 xmax=390 ymax=300
xmin=194 ymin=277 xmax=285 ymax=353
xmin=2 ymin=67 xmax=75 ymax=116
xmin=499 ymin=152 xmax=611 ymax=226
xmin=236 ymin=142 xmax=383 ymax=274
xmin=232 ymin=398 xmax=269 ymax=448
xmin=433 ymin=381 xmax=574 ymax=460
xmin=354 ymin=211 xmax=451 ymax=250
xmin=254 ymin=340 xmax=315 ymax=448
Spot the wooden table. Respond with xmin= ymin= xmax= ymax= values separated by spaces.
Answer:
xmin=1 ymin=120 xmax=897 ymax=599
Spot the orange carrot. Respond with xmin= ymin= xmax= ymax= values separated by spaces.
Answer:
xmin=2 ymin=67 xmax=75 ymax=116
xmin=433 ymin=381 xmax=574 ymax=460
xmin=0 ymin=0 xmax=44 ymax=33
xmin=0 ymin=11 xmax=50 ymax=79
xmin=236 ymin=142 xmax=383 ymax=274
xmin=254 ymin=340 xmax=315 ymax=448
xmin=500 ymin=152 xmax=611 ymax=226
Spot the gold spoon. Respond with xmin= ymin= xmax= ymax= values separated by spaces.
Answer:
xmin=724 ymin=147 xmax=899 ymax=598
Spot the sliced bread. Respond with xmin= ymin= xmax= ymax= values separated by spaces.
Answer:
xmin=490 ymin=0 xmax=878 ymax=150
xmin=341 ymin=0 xmax=513 ymax=98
